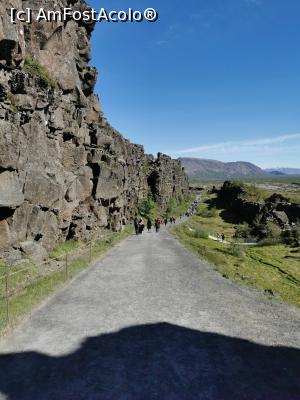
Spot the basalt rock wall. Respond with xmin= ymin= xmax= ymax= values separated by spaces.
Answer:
xmin=0 ymin=0 xmax=189 ymax=260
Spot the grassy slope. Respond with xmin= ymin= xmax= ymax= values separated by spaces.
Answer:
xmin=0 ymin=227 xmax=131 ymax=335
xmin=171 ymin=194 xmax=300 ymax=307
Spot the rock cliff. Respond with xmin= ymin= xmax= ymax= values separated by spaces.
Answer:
xmin=0 ymin=0 xmax=189 ymax=259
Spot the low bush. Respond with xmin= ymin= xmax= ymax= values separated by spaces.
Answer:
xmin=139 ymin=195 xmax=155 ymax=219
xmin=234 ymin=223 xmax=252 ymax=239
xmin=228 ymin=242 xmax=245 ymax=257
xmin=191 ymin=228 xmax=209 ymax=239
xmin=197 ymin=207 xmax=217 ymax=218
xmin=281 ymin=227 xmax=300 ymax=246
xmin=242 ymin=184 xmax=264 ymax=202
xmin=264 ymin=222 xmax=282 ymax=239
xmin=253 ymin=221 xmax=282 ymax=241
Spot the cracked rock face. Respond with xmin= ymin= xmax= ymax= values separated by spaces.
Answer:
xmin=0 ymin=0 xmax=189 ymax=259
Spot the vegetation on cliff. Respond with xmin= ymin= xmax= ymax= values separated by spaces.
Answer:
xmin=23 ymin=55 xmax=57 ymax=89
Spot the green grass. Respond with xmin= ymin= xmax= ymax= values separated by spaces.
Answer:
xmin=7 ymin=92 xmax=18 ymax=113
xmin=23 ymin=55 xmax=57 ymax=89
xmin=171 ymin=193 xmax=300 ymax=307
xmin=244 ymin=186 xmax=300 ymax=204
xmin=193 ymin=178 xmax=300 ymax=204
xmin=0 ymin=227 xmax=131 ymax=336
xmin=49 ymin=240 xmax=81 ymax=260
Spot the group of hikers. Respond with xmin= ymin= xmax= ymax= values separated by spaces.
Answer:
xmin=133 ymin=216 xmax=177 ymax=235
xmin=133 ymin=195 xmax=203 ymax=236
xmin=217 ymin=233 xmax=226 ymax=242
xmin=185 ymin=196 xmax=202 ymax=217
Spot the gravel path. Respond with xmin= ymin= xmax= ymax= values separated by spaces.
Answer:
xmin=0 ymin=226 xmax=299 ymax=400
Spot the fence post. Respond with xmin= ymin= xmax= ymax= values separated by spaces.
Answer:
xmin=89 ymin=241 xmax=92 ymax=263
xmin=109 ymin=198 xmax=113 ymax=232
xmin=5 ymin=264 xmax=9 ymax=323
xmin=65 ymin=253 xmax=68 ymax=281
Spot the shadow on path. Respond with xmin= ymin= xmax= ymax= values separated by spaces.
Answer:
xmin=0 ymin=323 xmax=299 ymax=400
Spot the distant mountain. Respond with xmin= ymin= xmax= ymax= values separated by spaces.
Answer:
xmin=266 ymin=170 xmax=286 ymax=176
xmin=179 ymin=158 xmax=267 ymax=180
xmin=264 ymin=168 xmax=300 ymax=176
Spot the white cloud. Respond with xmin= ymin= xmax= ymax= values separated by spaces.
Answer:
xmin=168 ymin=133 xmax=300 ymax=157
xmin=155 ymin=39 xmax=168 ymax=46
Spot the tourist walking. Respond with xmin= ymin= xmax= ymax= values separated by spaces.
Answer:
xmin=139 ymin=218 xmax=145 ymax=234
xmin=133 ymin=216 xmax=139 ymax=235
xmin=155 ymin=219 xmax=161 ymax=233
xmin=147 ymin=219 xmax=152 ymax=232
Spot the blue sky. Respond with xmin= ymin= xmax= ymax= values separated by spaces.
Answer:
xmin=87 ymin=0 xmax=300 ymax=168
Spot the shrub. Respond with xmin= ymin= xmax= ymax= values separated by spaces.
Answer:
xmin=197 ymin=207 xmax=217 ymax=218
xmin=281 ymin=227 xmax=300 ymax=246
xmin=264 ymin=222 xmax=282 ymax=239
xmin=234 ymin=223 xmax=252 ymax=239
xmin=139 ymin=195 xmax=155 ymax=218
xmin=259 ymin=237 xmax=281 ymax=246
xmin=228 ymin=242 xmax=244 ymax=257
xmin=191 ymin=228 xmax=209 ymax=239
xmin=23 ymin=55 xmax=57 ymax=89
xmin=165 ymin=197 xmax=176 ymax=217
xmin=253 ymin=221 xmax=281 ymax=241
xmin=242 ymin=184 xmax=264 ymax=202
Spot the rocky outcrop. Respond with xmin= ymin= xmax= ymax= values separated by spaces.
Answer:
xmin=231 ymin=199 xmax=263 ymax=224
xmin=276 ymin=203 xmax=300 ymax=224
xmin=0 ymin=1 xmax=189 ymax=258
xmin=218 ymin=181 xmax=300 ymax=228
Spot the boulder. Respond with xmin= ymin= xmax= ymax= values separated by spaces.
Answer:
xmin=24 ymin=171 xmax=62 ymax=210
xmin=266 ymin=193 xmax=290 ymax=204
xmin=65 ymin=166 xmax=93 ymax=203
xmin=272 ymin=210 xmax=289 ymax=226
xmin=92 ymin=206 xmax=108 ymax=227
xmin=0 ymin=120 xmax=22 ymax=170
xmin=0 ymin=171 xmax=24 ymax=208
xmin=0 ymin=220 xmax=10 ymax=248
xmin=20 ymin=241 xmax=48 ymax=263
